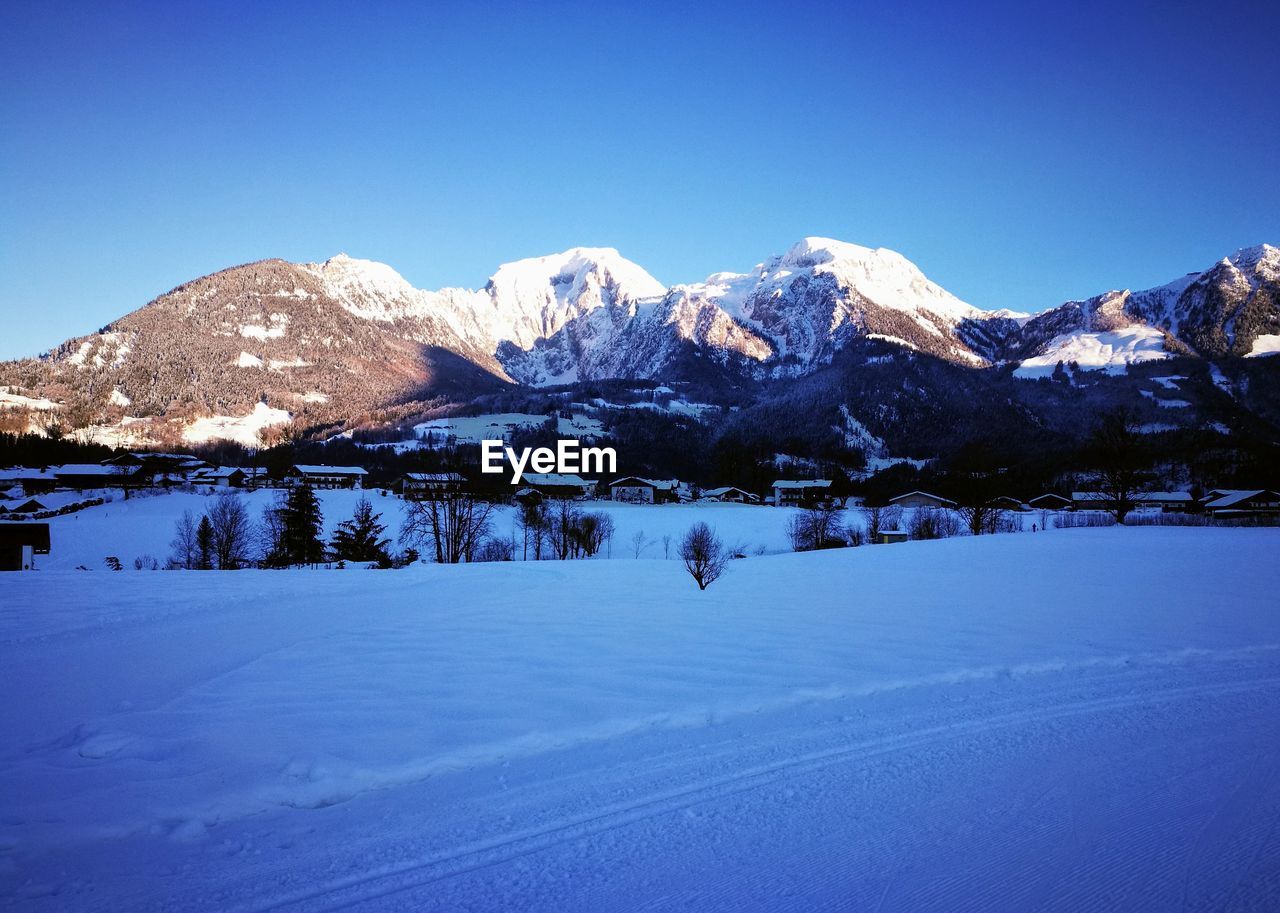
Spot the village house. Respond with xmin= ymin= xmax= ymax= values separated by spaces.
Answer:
xmin=285 ymin=465 xmax=368 ymax=490
xmin=609 ymin=477 xmax=679 ymax=504
xmin=1027 ymin=493 xmax=1072 ymax=511
xmin=189 ymin=467 xmax=247 ymax=488
xmin=992 ymin=496 xmax=1027 ymax=511
xmin=888 ymin=491 xmax=957 ymax=510
xmin=772 ymin=479 xmax=833 ymax=507
xmin=1071 ymin=492 xmax=1109 ymax=511
xmin=239 ymin=467 xmax=273 ymax=489
xmin=0 ymin=522 xmax=50 ymax=571
xmin=702 ymin=486 xmax=758 ymax=504
xmin=521 ymin=473 xmax=596 ymax=500
xmin=1203 ymin=489 xmax=1280 ymax=518
xmin=398 ymin=472 xmax=466 ymax=500
xmin=1133 ymin=491 xmax=1194 ymax=512
xmin=1073 ymin=491 xmax=1195 ymax=512
xmin=103 ymin=452 xmax=212 ymax=483
xmin=0 ymin=467 xmax=61 ymax=496
xmin=54 ymin=463 xmax=148 ymax=489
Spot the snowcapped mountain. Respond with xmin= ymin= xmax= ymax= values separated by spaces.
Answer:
xmin=503 ymin=238 xmax=1007 ymax=384
xmin=1 ymin=239 xmax=1276 ymax=445
xmin=1010 ymin=244 xmax=1280 ymax=375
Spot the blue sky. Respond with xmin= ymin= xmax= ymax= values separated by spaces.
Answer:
xmin=2 ymin=0 xmax=1277 ymax=359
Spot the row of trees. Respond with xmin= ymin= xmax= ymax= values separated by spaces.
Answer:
xmin=169 ymin=487 xmax=393 ymax=570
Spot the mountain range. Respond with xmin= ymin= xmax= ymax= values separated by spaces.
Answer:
xmin=1 ymin=238 xmax=1277 ymax=450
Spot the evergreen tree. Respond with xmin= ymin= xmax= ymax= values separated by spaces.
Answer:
xmin=280 ymin=484 xmax=326 ymax=566
xmin=196 ymin=515 xmax=215 ymax=570
xmin=330 ymin=497 xmax=391 ymax=564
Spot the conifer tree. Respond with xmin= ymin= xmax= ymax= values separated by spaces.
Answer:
xmin=330 ymin=497 xmax=391 ymax=564
xmin=196 ymin=515 xmax=215 ymax=570
xmin=280 ymin=484 xmax=326 ymax=566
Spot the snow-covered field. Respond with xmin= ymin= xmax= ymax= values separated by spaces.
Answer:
xmin=2 ymin=526 xmax=1279 ymax=911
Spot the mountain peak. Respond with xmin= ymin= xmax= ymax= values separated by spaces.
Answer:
xmin=486 ymin=247 xmax=665 ymax=302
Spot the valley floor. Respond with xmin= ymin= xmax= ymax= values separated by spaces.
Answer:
xmin=2 ymin=528 xmax=1279 ymax=911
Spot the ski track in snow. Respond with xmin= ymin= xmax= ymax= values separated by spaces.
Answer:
xmin=229 ymin=669 xmax=1280 ymax=913
xmin=2 ymin=527 xmax=1280 ymax=911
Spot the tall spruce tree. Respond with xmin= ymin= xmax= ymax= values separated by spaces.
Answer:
xmin=330 ymin=497 xmax=391 ymax=565
xmin=280 ymin=484 xmax=326 ymax=566
xmin=195 ymin=515 xmax=215 ymax=570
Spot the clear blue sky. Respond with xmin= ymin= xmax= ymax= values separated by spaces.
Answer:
xmin=2 ymin=0 xmax=1277 ymax=359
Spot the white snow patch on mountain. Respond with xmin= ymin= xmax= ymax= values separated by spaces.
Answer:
xmin=1014 ymin=326 xmax=1170 ymax=377
xmin=239 ymin=315 xmax=289 ymax=340
xmin=236 ymin=351 xmax=264 ymax=369
xmin=1245 ymin=334 xmax=1280 ymax=357
xmin=183 ymin=402 xmax=291 ymax=445
xmin=0 ymin=390 xmax=60 ymax=410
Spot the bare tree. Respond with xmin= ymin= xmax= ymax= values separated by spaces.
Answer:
xmin=787 ymin=503 xmax=849 ymax=551
xmin=661 ymin=534 xmax=671 ymax=559
xmin=1086 ymin=409 xmax=1151 ymax=524
xmin=576 ymin=511 xmax=615 ymax=558
xmin=862 ymin=504 xmax=903 ymax=543
xmin=908 ymin=506 xmax=962 ymax=540
xmin=630 ymin=530 xmax=651 ymax=558
xmin=516 ymin=500 xmax=548 ymax=560
xmin=400 ymin=490 xmax=495 ymax=563
xmin=679 ymin=522 xmax=729 ymax=590
xmin=207 ymin=492 xmax=253 ymax=569
xmin=955 ymin=499 xmax=1005 ymax=536
xmin=547 ymin=499 xmax=583 ymax=560
xmin=169 ymin=509 xmax=200 ymax=569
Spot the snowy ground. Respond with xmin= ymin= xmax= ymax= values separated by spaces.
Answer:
xmin=2 ymin=527 xmax=1279 ymax=911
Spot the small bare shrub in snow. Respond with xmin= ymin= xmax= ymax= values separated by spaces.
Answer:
xmin=475 ymin=537 xmax=514 ymax=562
xmin=679 ymin=522 xmax=728 ymax=591
xmin=1055 ymin=511 xmax=1116 ymax=529
xmin=133 ymin=555 xmax=159 ymax=571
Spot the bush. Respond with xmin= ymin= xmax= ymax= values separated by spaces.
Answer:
xmin=908 ymin=507 xmax=963 ymax=540
xmin=476 ymin=537 xmax=514 ymax=562
xmin=786 ymin=504 xmax=849 ymax=551
xmin=1055 ymin=511 xmax=1117 ymax=528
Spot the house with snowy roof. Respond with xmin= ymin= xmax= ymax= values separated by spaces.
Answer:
xmin=189 ymin=467 xmax=247 ymax=488
xmin=398 ymin=472 xmax=466 ymax=500
xmin=1027 ymin=493 xmax=1072 ymax=511
xmin=1203 ymin=489 xmax=1280 ymax=518
xmin=521 ymin=473 xmax=595 ymax=500
xmin=0 ymin=467 xmax=62 ymax=496
xmin=285 ymin=465 xmax=368 ymax=489
xmin=887 ymin=490 xmax=957 ymax=510
xmin=54 ymin=463 xmax=148 ymax=489
xmin=772 ymin=479 xmax=834 ymax=507
xmin=609 ymin=477 xmax=679 ymax=504
xmin=702 ymin=486 xmax=759 ymax=504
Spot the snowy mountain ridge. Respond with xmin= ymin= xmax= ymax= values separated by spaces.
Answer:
xmin=1 ymin=238 xmax=1277 ymax=445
